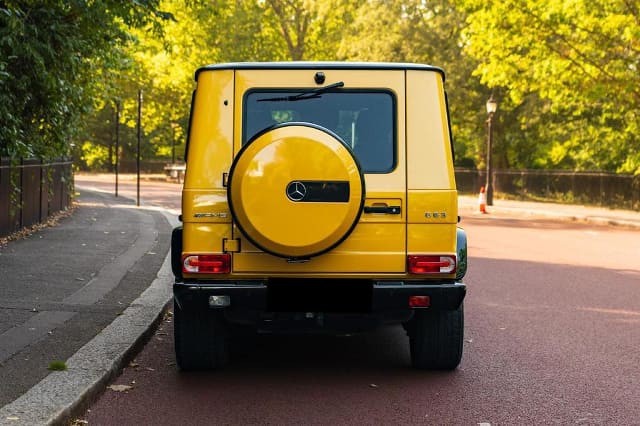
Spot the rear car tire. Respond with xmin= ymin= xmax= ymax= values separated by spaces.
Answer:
xmin=174 ymin=300 xmax=228 ymax=370
xmin=408 ymin=304 xmax=464 ymax=370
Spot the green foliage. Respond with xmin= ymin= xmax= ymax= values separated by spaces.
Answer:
xmin=460 ymin=0 xmax=640 ymax=173
xmin=47 ymin=360 xmax=67 ymax=371
xmin=3 ymin=0 xmax=637 ymax=175
xmin=337 ymin=0 xmax=484 ymax=167
xmin=0 ymin=1 xmax=171 ymax=160
xmin=80 ymin=142 xmax=110 ymax=170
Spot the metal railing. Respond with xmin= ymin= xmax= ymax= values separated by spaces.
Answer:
xmin=455 ymin=168 xmax=640 ymax=211
xmin=0 ymin=158 xmax=73 ymax=238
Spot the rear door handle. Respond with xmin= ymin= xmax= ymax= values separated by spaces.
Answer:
xmin=363 ymin=205 xmax=401 ymax=214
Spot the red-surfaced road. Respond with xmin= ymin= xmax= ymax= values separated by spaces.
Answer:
xmin=77 ymin=175 xmax=640 ymax=425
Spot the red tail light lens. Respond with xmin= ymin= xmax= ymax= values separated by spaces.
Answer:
xmin=409 ymin=295 xmax=431 ymax=308
xmin=182 ymin=254 xmax=231 ymax=274
xmin=408 ymin=255 xmax=456 ymax=274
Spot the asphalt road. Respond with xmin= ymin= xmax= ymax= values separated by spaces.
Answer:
xmin=74 ymin=174 xmax=182 ymax=213
xmin=77 ymin=193 xmax=640 ymax=425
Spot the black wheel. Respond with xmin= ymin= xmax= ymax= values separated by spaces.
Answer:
xmin=408 ymin=304 xmax=464 ymax=370
xmin=173 ymin=300 xmax=228 ymax=370
xmin=171 ymin=227 xmax=183 ymax=281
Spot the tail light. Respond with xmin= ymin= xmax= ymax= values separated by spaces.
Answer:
xmin=408 ymin=255 xmax=456 ymax=274
xmin=409 ymin=295 xmax=431 ymax=308
xmin=182 ymin=254 xmax=231 ymax=274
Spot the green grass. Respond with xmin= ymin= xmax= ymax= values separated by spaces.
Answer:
xmin=47 ymin=360 xmax=68 ymax=371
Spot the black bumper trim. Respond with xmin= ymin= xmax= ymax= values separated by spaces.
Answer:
xmin=173 ymin=280 xmax=465 ymax=312
xmin=371 ymin=282 xmax=465 ymax=311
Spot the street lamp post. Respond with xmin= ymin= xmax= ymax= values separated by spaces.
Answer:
xmin=485 ymin=95 xmax=497 ymax=206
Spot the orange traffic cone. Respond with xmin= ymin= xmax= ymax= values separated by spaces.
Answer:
xmin=478 ymin=186 xmax=487 ymax=214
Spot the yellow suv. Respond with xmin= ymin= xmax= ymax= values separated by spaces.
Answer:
xmin=171 ymin=62 xmax=468 ymax=370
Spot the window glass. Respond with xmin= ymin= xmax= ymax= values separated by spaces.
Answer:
xmin=243 ymin=90 xmax=396 ymax=173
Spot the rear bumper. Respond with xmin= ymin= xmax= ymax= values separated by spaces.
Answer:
xmin=371 ymin=281 xmax=466 ymax=311
xmin=173 ymin=279 xmax=465 ymax=332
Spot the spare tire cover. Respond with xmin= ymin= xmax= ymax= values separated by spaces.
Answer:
xmin=228 ymin=123 xmax=365 ymax=259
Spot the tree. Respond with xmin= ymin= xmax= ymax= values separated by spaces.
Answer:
xmin=267 ymin=0 xmax=311 ymax=60
xmin=78 ymin=0 xmax=356 ymax=169
xmin=0 ymin=1 xmax=171 ymax=160
xmin=338 ymin=0 xmax=486 ymax=167
xmin=265 ymin=0 xmax=360 ymax=61
xmin=461 ymin=0 xmax=640 ymax=173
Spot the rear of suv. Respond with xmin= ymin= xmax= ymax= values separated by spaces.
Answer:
xmin=171 ymin=62 xmax=468 ymax=370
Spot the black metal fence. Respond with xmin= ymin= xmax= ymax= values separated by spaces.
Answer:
xmin=0 ymin=158 xmax=73 ymax=238
xmin=456 ymin=168 xmax=640 ymax=210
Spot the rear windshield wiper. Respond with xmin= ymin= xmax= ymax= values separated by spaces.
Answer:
xmin=257 ymin=81 xmax=344 ymax=102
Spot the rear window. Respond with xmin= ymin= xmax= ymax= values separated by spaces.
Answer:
xmin=243 ymin=90 xmax=396 ymax=173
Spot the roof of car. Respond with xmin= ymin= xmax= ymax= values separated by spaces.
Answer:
xmin=195 ymin=62 xmax=445 ymax=81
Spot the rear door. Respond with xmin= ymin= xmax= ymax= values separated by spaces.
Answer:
xmin=232 ymin=68 xmax=406 ymax=275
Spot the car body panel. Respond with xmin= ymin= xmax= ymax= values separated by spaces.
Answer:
xmin=180 ymin=62 xmax=460 ymax=284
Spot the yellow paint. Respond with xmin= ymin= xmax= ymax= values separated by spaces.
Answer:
xmin=406 ymin=70 xmax=455 ymax=190
xmin=182 ymin=189 xmax=230 ymax=223
xmin=407 ymin=190 xmax=458 ymax=224
xmin=184 ymin=70 xmax=234 ymax=189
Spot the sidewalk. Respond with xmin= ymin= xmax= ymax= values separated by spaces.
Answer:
xmin=458 ymin=194 xmax=640 ymax=229
xmin=0 ymin=188 xmax=178 ymax=425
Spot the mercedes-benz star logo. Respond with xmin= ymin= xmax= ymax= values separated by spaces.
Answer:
xmin=286 ymin=181 xmax=307 ymax=202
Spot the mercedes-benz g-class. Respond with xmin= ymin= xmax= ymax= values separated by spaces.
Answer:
xmin=171 ymin=62 xmax=468 ymax=370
